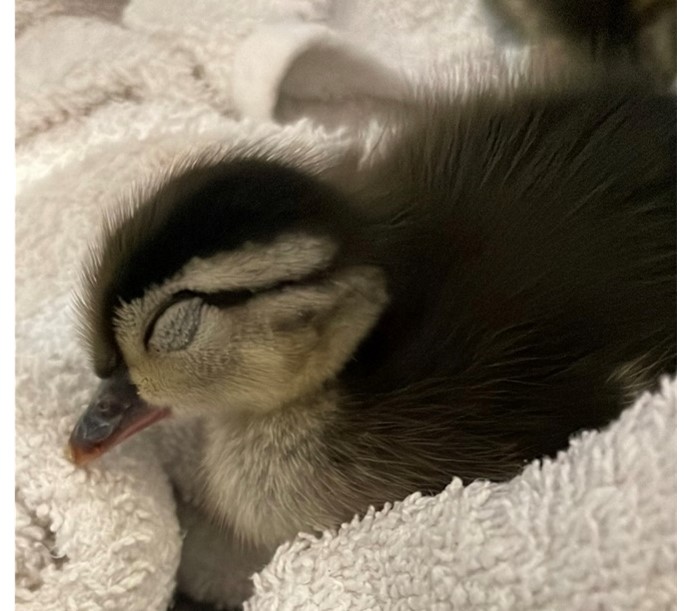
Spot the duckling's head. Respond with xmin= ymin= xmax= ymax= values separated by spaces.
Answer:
xmin=68 ymin=158 xmax=388 ymax=464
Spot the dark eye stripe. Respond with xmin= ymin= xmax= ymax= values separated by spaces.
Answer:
xmin=200 ymin=289 xmax=256 ymax=308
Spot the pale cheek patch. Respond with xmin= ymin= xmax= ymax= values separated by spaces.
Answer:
xmin=110 ymin=255 xmax=388 ymax=416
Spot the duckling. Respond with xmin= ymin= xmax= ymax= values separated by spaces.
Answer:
xmin=68 ymin=76 xmax=675 ymax=595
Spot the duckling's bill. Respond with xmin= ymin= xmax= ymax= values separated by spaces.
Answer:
xmin=67 ymin=368 xmax=170 ymax=466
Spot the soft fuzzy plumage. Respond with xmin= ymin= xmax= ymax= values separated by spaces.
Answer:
xmin=77 ymin=77 xmax=675 ymax=558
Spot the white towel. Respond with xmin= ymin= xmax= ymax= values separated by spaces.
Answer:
xmin=15 ymin=1 xmax=676 ymax=609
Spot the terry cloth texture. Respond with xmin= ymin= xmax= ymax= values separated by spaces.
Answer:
xmin=248 ymin=379 xmax=677 ymax=610
xmin=15 ymin=0 xmax=676 ymax=609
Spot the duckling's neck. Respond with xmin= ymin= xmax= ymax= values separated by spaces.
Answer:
xmin=200 ymin=388 xmax=345 ymax=548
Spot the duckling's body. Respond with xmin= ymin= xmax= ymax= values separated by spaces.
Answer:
xmin=70 ymin=77 xmax=675 ymax=600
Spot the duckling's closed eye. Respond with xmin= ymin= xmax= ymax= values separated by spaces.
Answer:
xmin=145 ymin=294 xmax=204 ymax=353
xmin=145 ymin=288 xmax=260 ymax=352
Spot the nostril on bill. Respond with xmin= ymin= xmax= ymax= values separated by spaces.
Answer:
xmin=94 ymin=397 xmax=127 ymax=418
xmin=76 ymin=401 xmax=125 ymax=444
xmin=95 ymin=400 xmax=113 ymax=417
